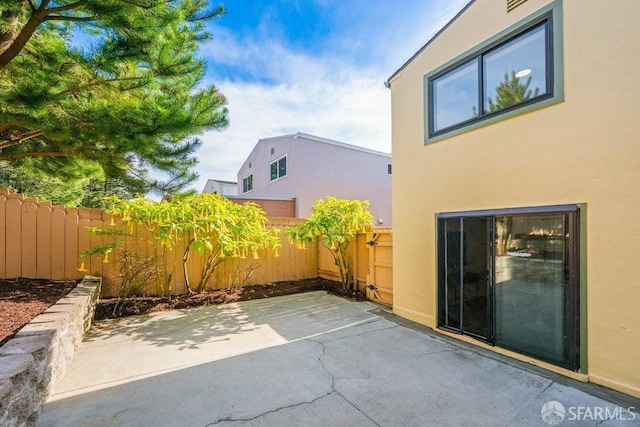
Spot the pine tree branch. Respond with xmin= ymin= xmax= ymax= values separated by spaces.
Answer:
xmin=0 ymin=129 xmax=44 ymax=149
xmin=44 ymin=15 xmax=95 ymax=22
xmin=0 ymin=124 xmax=44 ymax=149
xmin=45 ymin=0 xmax=86 ymax=14
xmin=55 ymin=76 xmax=149 ymax=98
xmin=0 ymin=122 xmax=20 ymax=134
xmin=0 ymin=152 xmax=68 ymax=161
xmin=0 ymin=0 xmax=87 ymax=69
xmin=0 ymin=1 xmax=48 ymax=68
xmin=119 ymin=0 xmax=160 ymax=10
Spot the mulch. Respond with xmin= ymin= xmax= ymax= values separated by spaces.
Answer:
xmin=0 ymin=277 xmax=365 ymax=345
xmin=95 ymin=277 xmax=364 ymax=320
xmin=0 ymin=278 xmax=78 ymax=346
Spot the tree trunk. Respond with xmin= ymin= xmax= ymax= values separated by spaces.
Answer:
xmin=0 ymin=1 xmax=49 ymax=69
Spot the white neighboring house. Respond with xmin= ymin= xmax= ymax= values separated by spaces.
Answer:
xmin=237 ymin=132 xmax=392 ymax=225
xmin=202 ymin=179 xmax=238 ymax=196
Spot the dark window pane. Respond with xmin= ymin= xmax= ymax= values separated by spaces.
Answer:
xmin=433 ymin=59 xmax=479 ymax=132
xmin=278 ymin=157 xmax=287 ymax=177
xmin=440 ymin=218 xmax=461 ymax=330
xmin=243 ymin=175 xmax=252 ymax=193
xmin=462 ymin=217 xmax=491 ymax=339
xmin=483 ymin=23 xmax=548 ymax=113
xmin=270 ymin=162 xmax=278 ymax=180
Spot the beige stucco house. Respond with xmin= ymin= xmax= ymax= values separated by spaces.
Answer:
xmin=387 ymin=0 xmax=639 ymax=397
xmin=237 ymin=132 xmax=392 ymax=225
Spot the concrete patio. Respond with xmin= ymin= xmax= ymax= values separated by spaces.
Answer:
xmin=38 ymin=291 xmax=639 ymax=426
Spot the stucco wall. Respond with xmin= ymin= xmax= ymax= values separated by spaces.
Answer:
xmin=238 ymin=134 xmax=392 ymax=225
xmin=237 ymin=135 xmax=297 ymax=200
xmin=295 ymin=138 xmax=392 ymax=225
xmin=389 ymin=0 xmax=640 ymax=397
xmin=202 ymin=180 xmax=238 ymax=196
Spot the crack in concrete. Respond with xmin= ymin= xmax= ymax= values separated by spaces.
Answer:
xmin=313 ymin=339 xmax=381 ymax=426
xmin=204 ymin=391 xmax=336 ymax=426
xmin=204 ymin=340 xmax=335 ymax=426
xmin=306 ymin=322 xmax=400 ymax=345
xmin=205 ymin=337 xmax=383 ymax=426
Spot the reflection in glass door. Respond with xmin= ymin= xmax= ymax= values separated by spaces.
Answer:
xmin=495 ymin=214 xmax=570 ymax=364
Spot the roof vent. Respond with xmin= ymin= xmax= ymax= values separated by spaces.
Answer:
xmin=507 ymin=0 xmax=528 ymax=12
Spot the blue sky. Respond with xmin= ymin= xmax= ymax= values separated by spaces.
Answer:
xmin=191 ymin=0 xmax=469 ymax=191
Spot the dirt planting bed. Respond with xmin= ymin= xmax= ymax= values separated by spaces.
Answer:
xmin=95 ymin=277 xmax=365 ymax=320
xmin=0 ymin=278 xmax=78 ymax=346
xmin=0 ymin=277 xmax=365 ymax=337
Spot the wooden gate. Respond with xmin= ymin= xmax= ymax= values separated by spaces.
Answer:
xmin=365 ymin=228 xmax=393 ymax=306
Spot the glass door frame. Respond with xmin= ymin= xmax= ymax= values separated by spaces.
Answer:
xmin=437 ymin=204 xmax=581 ymax=371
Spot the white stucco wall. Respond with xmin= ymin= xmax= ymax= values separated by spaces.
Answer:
xmin=237 ymin=133 xmax=392 ymax=224
xmin=294 ymin=136 xmax=392 ymax=225
xmin=237 ymin=134 xmax=297 ymax=200
xmin=202 ymin=179 xmax=238 ymax=196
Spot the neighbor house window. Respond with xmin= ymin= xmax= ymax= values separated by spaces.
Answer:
xmin=242 ymin=175 xmax=253 ymax=193
xmin=270 ymin=156 xmax=287 ymax=181
xmin=387 ymin=163 xmax=392 ymax=175
xmin=425 ymin=3 xmax=562 ymax=142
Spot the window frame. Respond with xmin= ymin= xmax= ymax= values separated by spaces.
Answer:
xmin=242 ymin=174 xmax=253 ymax=194
xmin=424 ymin=0 xmax=563 ymax=144
xmin=269 ymin=155 xmax=287 ymax=182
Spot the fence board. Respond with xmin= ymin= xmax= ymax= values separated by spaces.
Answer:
xmin=64 ymin=212 xmax=79 ymax=280
xmin=50 ymin=209 xmax=66 ymax=280
xmin=88 ymin=219 xmax=105 ymax=279
xmin=0 ymin=194 xmax=6 ymax=277
xmin=36 ymin=205 xmax=52 ymax=278
xmin=78 ymin=218 xmax=92 ymax=272
xmin=20 ymin=202 xmax=38 ymax=278
xmin=5 ymin=198 xmax=22 ymax=278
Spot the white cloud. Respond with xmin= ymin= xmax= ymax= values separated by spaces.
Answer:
xmin=193 ymin=74 xmax=390 ymax=191
xmin=190 ymin=0 xmax=470 ymax=192
xmin=193 ymin=37 xmax=391 ymax=191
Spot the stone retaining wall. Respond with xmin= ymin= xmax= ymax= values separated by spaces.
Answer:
xmin=0 ymin=276 xmax=101 ymax=427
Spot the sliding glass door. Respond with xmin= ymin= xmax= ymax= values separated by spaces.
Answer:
xmin=438 ymin=217 xmax=492 ymax=342
xmin=438 ymin=206 xmax=580 ymax=370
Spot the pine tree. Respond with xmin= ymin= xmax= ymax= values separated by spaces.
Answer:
xmin=0 ymin=1 xmax=229 ymax=192
xmin=0 ymin=160 xmax=141 ymax=207
xmin=487 ymin=69 xmax=540 ymax=113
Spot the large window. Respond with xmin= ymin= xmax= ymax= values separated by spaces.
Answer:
xmin=437 ymin=205 xmax=580 ymax=370
xmin=242 ymin=175 xmax=253 ymax=193
xmin=426 ymin=6 xmax=562 ymax=141
xmin=270 ymin=156 xmax=287 ymax=181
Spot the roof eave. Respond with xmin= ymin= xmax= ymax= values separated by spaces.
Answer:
xmin=385 ymin=0 xmax=476 ymax=87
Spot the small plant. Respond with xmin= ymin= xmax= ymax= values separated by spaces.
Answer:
xmin=227 ymin=263 xmax=260 ymax=290
xmin=286 ymin=197 xmax=373 ymax=291
xmin=112 ymin=250 xmax=156 ymax=316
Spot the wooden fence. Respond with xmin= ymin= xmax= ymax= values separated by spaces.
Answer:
xmin=318 ymin=229 xmax=393 ymax=306
xmin=0 ymin=188 xmax=391 ymax=303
